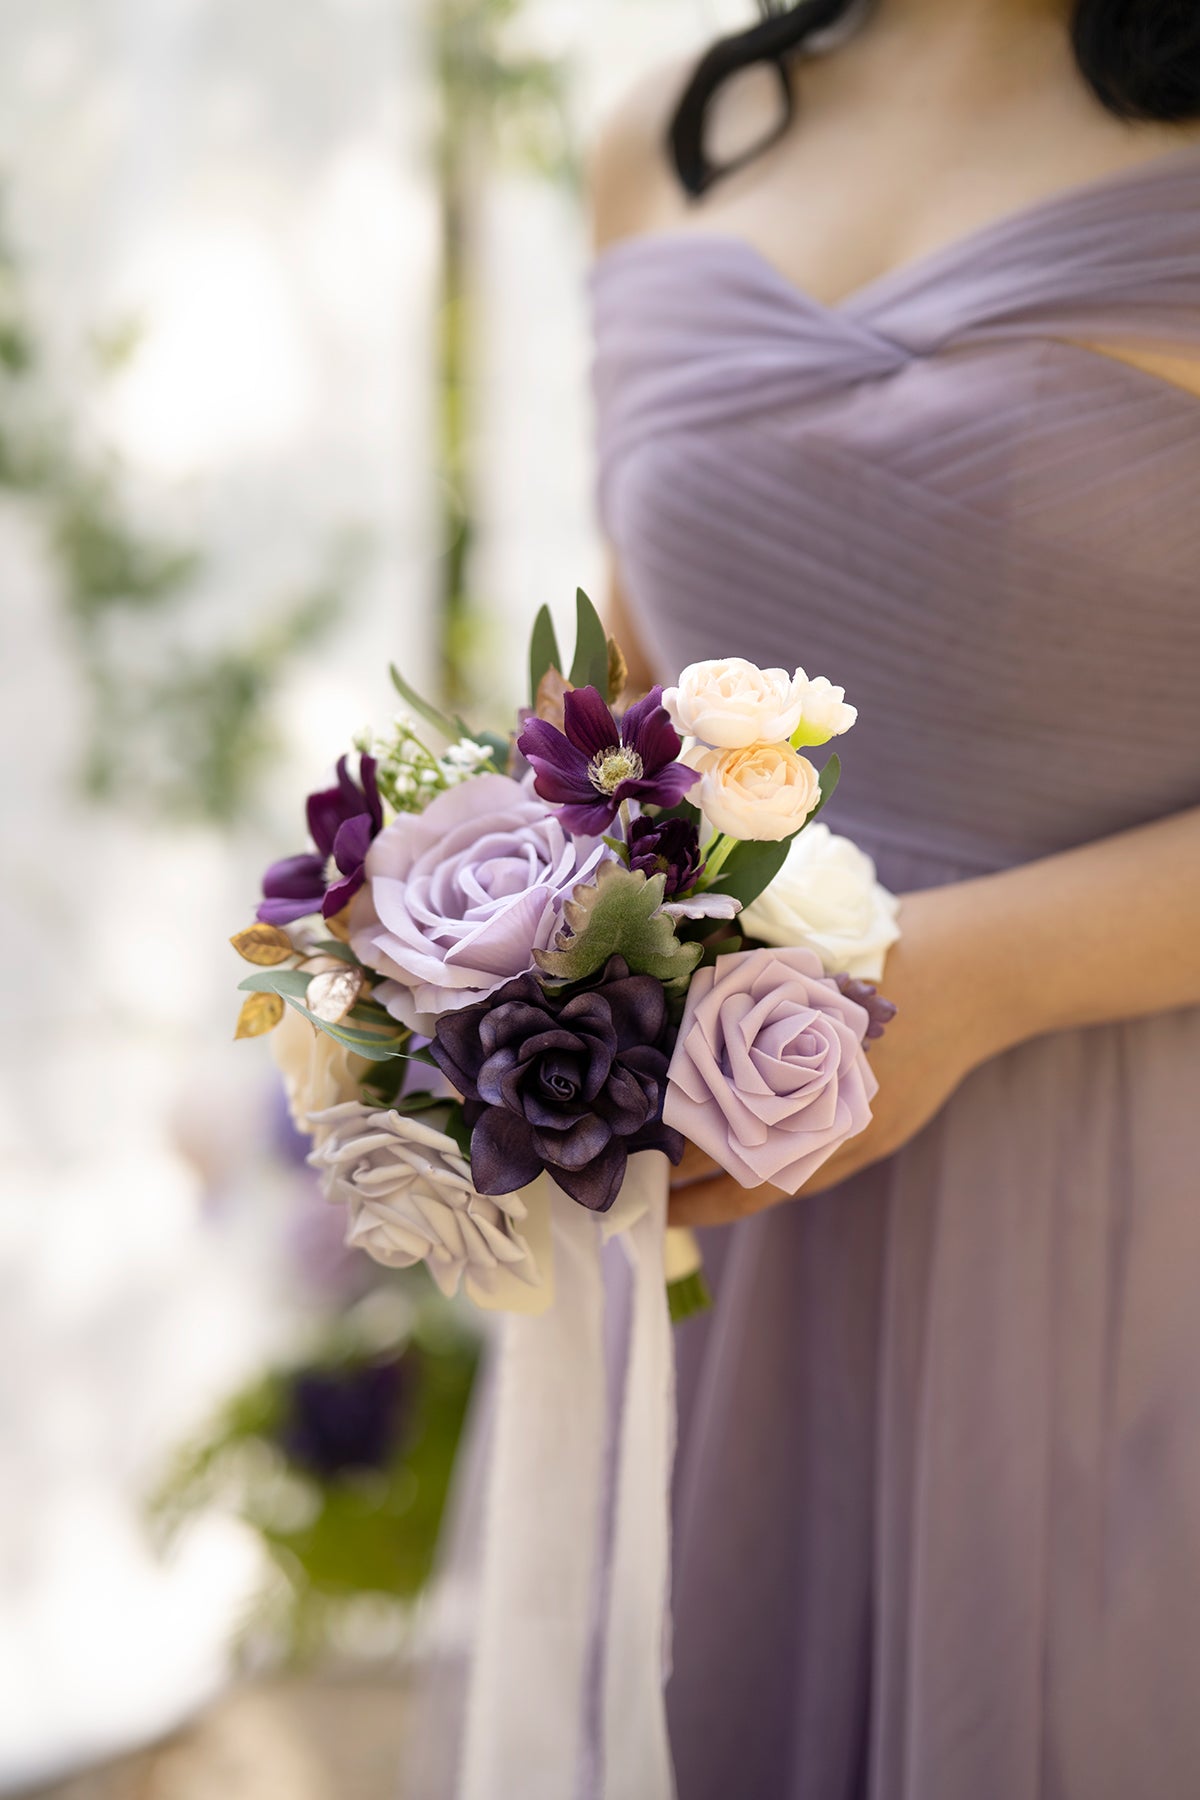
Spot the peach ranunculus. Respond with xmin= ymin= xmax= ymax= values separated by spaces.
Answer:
xmin=662 ymin=658 xmax=808 ymax=750
xmin=688 ymin=740 xmax=821 ymax=842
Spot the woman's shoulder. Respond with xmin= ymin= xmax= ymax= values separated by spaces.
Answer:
xmin=587 ymin=57 xmax=694 ymax=251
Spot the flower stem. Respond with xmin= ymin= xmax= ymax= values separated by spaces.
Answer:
xmin=619 ymin=799 xmax=634 ymax=843
xmin=701 ymin=834 xmax=735 ymax=884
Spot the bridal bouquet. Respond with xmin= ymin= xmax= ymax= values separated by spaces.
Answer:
xmin=231 ymin=590 xmax=898 ymax=1798
xmin=232 ymin=591 xmax=897 ymax=1318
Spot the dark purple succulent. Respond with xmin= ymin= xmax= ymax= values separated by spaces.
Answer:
xmin=627 ymin=813 xmax=705 ymax=898
xmin=833 ymin=973 xmax=898 ymax=1043
xmin=279 ymin=1354 xmax=415 ymax=1480
xmin=429 ymin=957 xmax=685 ymax=1213
xmin=517 ymin=685 xmax=697 ymax=836
xmin=258 ymin=754 xmax=382 ymax=926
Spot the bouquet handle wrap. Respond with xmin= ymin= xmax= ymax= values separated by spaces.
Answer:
xmin=461 ymin=1155 xmax=677 ymax=1800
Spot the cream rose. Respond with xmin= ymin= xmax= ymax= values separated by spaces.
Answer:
xmin=690 ymin=741 xmax=821 ymax=841
xmin=740 ymin=823 xmax=900 ymax=979
xmin=309 ymin=1102 xmax=547 ymax=1309
xmin=271 ymin=1002 xmax=369 ymax=1136
xmin=663 ymin=658 xmax=809 ymax=749
xmin=791 ymin=674 xmax=857 ymax=748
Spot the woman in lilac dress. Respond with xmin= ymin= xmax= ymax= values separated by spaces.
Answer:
xmin=590 ymin=2 xmax=1200 ymax=1795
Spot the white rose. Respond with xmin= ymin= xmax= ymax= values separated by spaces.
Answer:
xmin=271 ymin=1002 xmax=369 ymax=1136
xmin=791 ymin=674 xmax=857 ymax=748
xmin=689 ymin=741 xmax=821 ymax=841
xmin=309 ymin=1102 xmax=548 ymax=1311
xmin=663 ymin=658 xmax=809 ymax=749
xmin=740 ymin=823 xmax=900 ymax=979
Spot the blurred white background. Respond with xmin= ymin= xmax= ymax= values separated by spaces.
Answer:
xmin=0 ymin=0 xmax=746 ymax=1788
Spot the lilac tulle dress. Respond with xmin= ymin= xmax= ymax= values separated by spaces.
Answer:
xmin=590 ymin=145 xmax=1200 ymax=1800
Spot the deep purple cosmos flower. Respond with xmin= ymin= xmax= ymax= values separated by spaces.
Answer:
xmin=430 ymin=957 xmax=685 ymax=1213
xmin=258 ymin=754 xmax=383 ymax=926
xmin=627 ymin=813 xmax=705 ymax=898
xmin=279 ymin=1354 xmax=414 ymax=1479
xmin=517 ymin=685 xmax=697 ymax=836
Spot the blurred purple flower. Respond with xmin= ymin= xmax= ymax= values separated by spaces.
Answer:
xmin=627 ymin=813 xmax=704 ymax=897
xmin=517 ymin=686 xmax=697 ymax=836
xmin=833 ymin=973 xmax=898 ymax=1042
xmin=279 ymin=1355 xmax=415 ymax=1479
xmin=258 ymin=754 xmax=383 ymax=926
xmin=430 ymin=957 xmax=684 ymax=1213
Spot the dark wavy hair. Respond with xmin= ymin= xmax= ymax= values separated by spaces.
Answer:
xmin=671 ymin=0 xmax=1200 ymax=195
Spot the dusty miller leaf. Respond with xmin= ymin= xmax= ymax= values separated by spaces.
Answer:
xmin=533 ymin=862 xmax=702 ymax=985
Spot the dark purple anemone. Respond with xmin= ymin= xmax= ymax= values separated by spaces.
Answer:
xmin=258 ymin=754 xmax=382 ymax=926
xmin=517 ymin=685 xmax=697 ymax=836
xmin=627 ymin=813 xmax=705 ymax=897
xmin=430 ymin=957 xmax=684 ymax=1213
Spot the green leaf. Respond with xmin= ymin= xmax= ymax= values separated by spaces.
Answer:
xmin=309 ymin=938 xmax=362 ymax=965
xmin=237 ymin=969 xmax=408 ymax=1062
xmin=809 ymin=751 xmax=841 ymax=823
xmin=708 ymin=837 xmax=794 ymax=912
xmin=389 ymin=663 xmax=459 ymax=741
xmin=528 ymin=604 xmax=563 ymax=706
xmin=472 ymin=729 xmax=510 ymax=771
xmin=279 ymin=995 xmax=409 ymax=1062
xmin=568 ymin=588 xmax=609 ymax=693
xmin=442 ymin=1103 xmax=473 ymax=1161
xmin=668 ymin=1269 xmax=713 ymax=1324
xmin=534 ymin=862 xmax=703 ymax=985
xmin=238 ymin=968 xmax=314 ymax=1000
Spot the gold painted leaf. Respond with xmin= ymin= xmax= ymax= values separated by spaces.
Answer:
xmin=534 ymin=666 xmax=574 ymax=730
xmin=324 ymin=905 xmax=353 ymax=943
xmin=230 ymin=923 xmax=295 ymax=965
xmin=306 ymin=966 xmax=365 ymax=1024
xmin=235 ymin=991 xmax=285 ymax=1039
xmin=606 ymin=635 xmax=628 ymax=706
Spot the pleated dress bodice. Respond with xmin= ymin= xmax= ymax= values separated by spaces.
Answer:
xmin=591 ymin=143 xmax=1200 ymax=889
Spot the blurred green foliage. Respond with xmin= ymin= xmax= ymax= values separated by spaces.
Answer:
xmin=0 ymin=206 xmax=361 ymax=824
xmin=152 ymin=1300 xmax=479 ymax=1664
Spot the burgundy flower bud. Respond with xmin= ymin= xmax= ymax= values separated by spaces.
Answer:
xmin=627 ymin=814 xmax=705 ymax=898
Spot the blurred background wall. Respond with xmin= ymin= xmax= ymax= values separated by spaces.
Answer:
xmin=0 ymin=0 xmax=744 ymax=1791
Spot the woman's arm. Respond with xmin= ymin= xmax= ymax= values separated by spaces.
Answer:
xmin=670 ymin=803 xmax=1200 ymax=1226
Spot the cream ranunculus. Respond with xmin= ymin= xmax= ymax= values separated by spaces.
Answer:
xmin=791 ymin=674 xmax=857 ymax=748
xmin=690 ymin=741 xmax=821 ymax=842
xmin=271 ymin=1001 xmax=369 ymax=1135
xmin=740 ymin=823 xmax=900 ymax=979
xmin=310 ymin=1102 xmax=549 ymax=1310
xmin=662 ymin=658 xmax=810 ymax=749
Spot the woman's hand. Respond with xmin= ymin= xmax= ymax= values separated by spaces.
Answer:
xmin=667 ymin=882 xmax=1009 ymax=1229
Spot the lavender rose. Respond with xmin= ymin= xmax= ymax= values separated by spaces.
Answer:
xmin=430 ymin=957 xmax=684 ymax=1213
xmin=664 ymin=946 xmax=880 ymax=1194
xmin=349 ymin=773 xmax=605 ymax=1033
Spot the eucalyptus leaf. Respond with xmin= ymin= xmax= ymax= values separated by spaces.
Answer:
xmin=238 ymin=968 xmax=314 ymax=1000
xmin=534 ymin=862 xmax=702 ymax=985
xmin=528 ymin=604 xmax=563 ymax=706
xmin=279 ymin=994 xmax=408 ymax=1062
xmin=309 ymin=938 xmax=362 ymax=966
xmin=568 ymin=588 xmax=610 ymax=694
